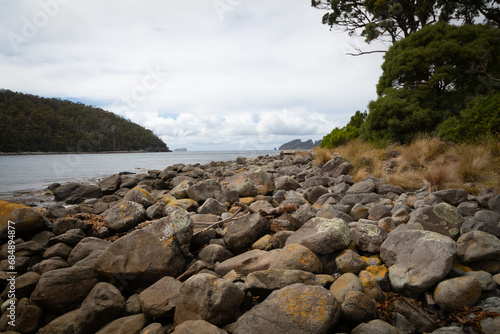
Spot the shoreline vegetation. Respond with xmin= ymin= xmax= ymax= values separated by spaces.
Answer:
xmin=0 ymin=150 xmax=171 ymax=156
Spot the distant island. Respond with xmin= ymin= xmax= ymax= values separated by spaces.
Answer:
xmin=173 ymin=148 xmax=187 ymax=152
xmin=279 ymin=139 xmax=321 ymax=150
xmin=0 ymin=89 xmax=170 ymax=153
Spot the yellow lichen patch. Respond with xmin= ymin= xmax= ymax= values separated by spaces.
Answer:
xmin=169 ymin=199 xmax=198 ymax=211
xmin=239 ymin=197 xmax=255 ymax=205
xmin=315 ymin=274 xmax=335 ymax=287
xmin=452 ymin=261 xmax=473 ymax=273
xmin=157 ymin=194 xmax=176 ymax=205
xmin=359 ymin=270 xmax=384 ymax=301
xmin=0 ymin=199 xmax=45 ymax=236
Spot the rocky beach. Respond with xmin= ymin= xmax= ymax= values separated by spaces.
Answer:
xmin=0 ymin=151 xmax=499 ymax=334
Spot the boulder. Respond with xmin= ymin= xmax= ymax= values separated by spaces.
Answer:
xmin=341 ymin=290 xmax=378 ymax=324
xmin=304 ymin=186 xmax=329 ymax=204
xmin=0 ymin=297 xmax=43 ymax=333
xmin=285 ymin=217 xmax=352 ymax=255
xmin=456 ymin=231 xmax=500 ymax=263
xmin=170 ymin=180 xmax=192 ymax=199
xmin=52 ymin=182 xmax=102 ymax=201
xmin=408 ymin=203 xmax=464 ymax=240
xmin=187 ymin=179 xmax=222 ymax=203
xmin=30 ymin=266 xmax=99 ymax=313
xmin=174 ymin=273 xmax=244 ymax=327
xmin=1 ymin=271 xmax=39 ymax=300
xmin=275 ymin=176 xmax=301 ymax=191
xmin=72 ymin=282 xmax=126 ymax=334
xmin=489 ymin=194 xmax=500 ymax=213
xmin=123 ymin=186 xmax=155 ymax=208
xmin=432 ymin=189 xmax=468 ymax=206
xmin=347 ymin=179 xmax=376 ymax=194
xmin=94 ymin=218 xmax=186 ymax=289
xmin=52 ymin=217 xmax=90 ymax=235
xmin=215 ymin=249 xmax=279 ymax=276
xmin=329 ymin=273 xmax=363 ymax=303
xmin=303 ymin=176 xmax=329 ymax=189
xmin=352 ymin=319 xmax=402 ymax=334
xmin=335 ymin=249 xmax=368 ymax=275
xmin=232 ymin=283 xmax=339 ymax=334
xmin=172 ymin=320 xmax=227 ymax=334
xmin=353 ymin=224 xmax=388 ymax=253
xmin=289 ymin=204 xmax=318 ymax=229
xmin=198 ymin=244 xmax=234 ymax=264
xmin=321 ymin=156 xmax=351 ymax=177
xmin=268 ymin=243 xmax=323 ymax=273
xmin=39 ymin=257 xmax=70 ymax=274
xmin=102 ymin=200 xmax=147 ymax=232
xmin=434 ymin=276 xmax=482 ymax=311
xmin=380 ymin=228 xmax=457 ymax=296
xmin=43 ymin=242 xmax=73 ymax=260
xmin=224 ymin=213 xmax=269 ymax=252
xmin=99 ymin=174 xmax=122 ymax=194
xmin=244 ymin=268 xmax=319 ymax=294
xmin=67 ymin=237 xmax=111 ymax=265
xmin=198 ymin=198 xmax=226 ymax=215
xmin=139 ymin=276 xmax=182 ymax=318
xmin=368 ymin=204 xmax=392 ymax=220
xmin=95 ymin=313 xmax=148 ymax=334
xmin=49 ymin=228 xmax=86 ymax=246
xmin=0 ymin=200 xmax=46 ymax=239
xmin=38 ymin=309 xmax=79 ymax=334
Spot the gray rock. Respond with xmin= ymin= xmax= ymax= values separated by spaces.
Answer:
xmin=102 ymin=200 xmax=147 ymax=232
xmin=408 ymin=202 xmax=464 ymax=240
xmin=432 ymin=189 xmax=468 ymax=206
xmin=215 ymin=249 xmax=279 ymax=276
xmin=353 ymin=224 xmax=388 ymax=253
xmin=347 ymin=179 xmax=377 ymax=194
xmin=317 ymin=205 xmax=354 ymax=223
xmin=232 ymin=283 xmax=339 ymax=334
xmin=456 ymin=231 xmax=500 ymax=263
xmin=341 ymin=290 xmax=378 ymax=323
xmin=244 ymin=268 xmax=319 ymax=294
xmin=321 ymin=156 xmax=351 ymax=177
xmin=352 ymin=319 xmax=402 ymax=334
xmin=49 ymin=228 xmax=86 ymax=246
xmin=303 ymin=175 xmax=329 ymax=189
xmin=224 ymin=213 xmax=269 ymax=252
xmin=31 ymin=266 xmax=99 ymax=313
xmin=146 ymin=202 xmax=166 ymax=219
xmin=67 ymin=237 xmax=111 ymax=265
xmin=457 ymin=201 xmax=479 ymax=216
xmin=52 ymin=182 xmax=102 ymax=201
xmin=72 ymin=282 xmax=126 ymax=334
xmin=464 ymin=270 xmax=497 ymax=291
xmin=304 ymin=185 xmax=329 ymax=204
xmin=52 ymin=217 xmax=90 ymax=235
xmin=474 ymin=210 xmax=500 ymax=225
xmin=174 ymin=273 xmax=244 ymax=327
xmin=340 ymin=193 xmax=382 ymax=208
xmin=275 ymin=176 xmax=301 ymax=191
xmin=460 ymin=216 xmax=500 ymax=238
xmin=99 ymin=174 xmax=121 ymax=194
xmin=393 ymin=297 xmax=438 ymax=333
xmin=368 ymin=203 xmax=392 ymax=220
xmin=95 ymin=218 xmax=186 ymax=289
xmin=434 ymin=276 xmax=482 ymax=311
xmin=268 ymin=243 xmax=323 ymax=273
xmin=198 ymin=198 xmax=227 ymax=215
xmin=38 ymin=309 xmax=79 ymax=334
xmin=380 ymin=229 xmax=457 ymax=296
xmin=95 ymin=314 xmax=148 ymax=334
xmin=285 ymin=217 xmax=352 ymax=255
xmin=330 ymin=272 xmax=363 ymax=303
xmin=289 ymin=204 xmax=318 ymax=229
xmin=198 ymin=244 xmax=234 ymax=264
xmin=172 ymin=320 xmax=226 ymax=334
xmin=139 ymin=276 xmax=182 ymax=318
xmin=187 ymin=179 xmax=222 ymax=203
xmin=489 ymin=194 xmax=500 ymax=213
xmin=335 ymin=249 xmax=368 ymax=274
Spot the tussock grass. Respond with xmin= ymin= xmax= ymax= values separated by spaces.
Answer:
xmin=312 ymin=136 xmax=500 ymax=193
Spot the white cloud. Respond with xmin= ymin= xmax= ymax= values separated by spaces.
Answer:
xmin=0 ymin=0 xmax=386 ymax=150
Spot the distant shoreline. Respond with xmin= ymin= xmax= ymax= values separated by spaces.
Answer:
xmin=0 ymin=150 xmax=172 ymax=156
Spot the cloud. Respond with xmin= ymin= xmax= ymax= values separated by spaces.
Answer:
xmin=0 ymin=0 xmax=386 ymax=150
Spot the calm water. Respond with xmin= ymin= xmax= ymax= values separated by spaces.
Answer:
xmin=0 ymin=150 xmax=278 ymax=197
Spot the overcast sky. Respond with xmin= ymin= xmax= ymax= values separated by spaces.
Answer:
xmin=0 ymin=0 xmax=387 ymax=151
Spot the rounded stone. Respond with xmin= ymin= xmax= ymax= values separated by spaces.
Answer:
xmin=434 ymin=276 xmax=482 ymax=311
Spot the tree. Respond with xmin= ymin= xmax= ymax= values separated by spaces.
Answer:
xmin=311 ymin=0 xmax=499 ymax=46
xmin=321 ymin=110 xmax=367 ymax=148
xmin=362 ymin=23 xmax=500 ymax=143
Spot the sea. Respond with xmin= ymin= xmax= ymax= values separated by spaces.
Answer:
xmin=0 ymin=150 xmax=278 ymax=202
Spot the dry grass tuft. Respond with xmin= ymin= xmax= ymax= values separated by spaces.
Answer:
xmin=421 ymin=159 xmax=457 ymax=191
xmin=312 ymin=147 xmax=334 ymax=165
xmin=451 ymin=145 xmax=492 ymax=183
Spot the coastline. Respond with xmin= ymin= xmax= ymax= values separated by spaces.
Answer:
xmin=0 ymin=149 xmax=172 ymax=156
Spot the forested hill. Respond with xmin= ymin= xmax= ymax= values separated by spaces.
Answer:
xmin=0 ymin=89 xmax=170 ymax=153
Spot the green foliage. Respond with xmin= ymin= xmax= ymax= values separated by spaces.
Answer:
xmin=439 ymin=92 xmax=500 ymax=142
xmin=363 ymin=23 xmax=500 ymax=143
xmin=312 ymin=0 xmax=499 ymax=44
xmin=0 ymin=89 xmax=170 ymax=153
xmin=321 ymin=111 xmax=366 ymax=148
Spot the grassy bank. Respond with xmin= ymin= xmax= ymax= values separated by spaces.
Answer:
xmin=312 ymin=136 xmax=500 ymax=194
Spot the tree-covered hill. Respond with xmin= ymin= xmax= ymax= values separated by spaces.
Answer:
xmin=0 ymin=89 xmax=170 ymax=153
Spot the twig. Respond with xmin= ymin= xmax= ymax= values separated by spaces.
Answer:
xmin=193 ymin=206 xmax=249 ymax=236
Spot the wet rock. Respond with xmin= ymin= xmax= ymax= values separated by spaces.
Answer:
xmin=52 ymin=182 xmax=102 ymax=202
xmin=380 ymin=228 xmax=456 ymax=296
xmin=139 ymin=276 xmax=182 ymax=318
xmin=434 ymin=276 xmax=482 ymax=311
xmin=174 ymin=273 xmax=244 ymax=327
xmin=102 ymin=200 xmax=147 ymax=232
xmin=285 ymin=217 xmax=352 ymax=255
xmin=232 ymin=283 xmax=339 ymax=334
xmin=268 ymin=243 xmax=322 ymax=273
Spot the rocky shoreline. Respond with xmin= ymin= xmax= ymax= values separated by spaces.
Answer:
xmin=0 ymin=151 xmax=499 ymax=333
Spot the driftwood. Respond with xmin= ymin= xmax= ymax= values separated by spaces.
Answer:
xmin=193 ymin=206 xmax=249 ymax=236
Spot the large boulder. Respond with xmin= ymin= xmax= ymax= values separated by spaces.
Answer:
xmin=67 ymin=237 xmax=111 ymax=265
xmin=94 ymin=216 xmax=187 ymax=289
xmin=408 ymin=203 xmax=465 ymax=240
xmin=102 ymin=200 xmax=147 ymax=232
xmin=187 ymin=179 xmax=222 ymax=203
xmin=434 ymin=276 xmax=482 ymax=311
xmin=139 ymin=276 xmax=182 ymax=318
xmin=244 ymin=268 xmax=319 ymax=295
xmin=71 ymin=282 xmax=126 ymax=334
xmin=0 ymin=200 xmax=46 ymax=239
xmin=232 ymin=283 xmax=340 ymax=334
xmin=52 ymin=182 xmax=102 ymax=202
xmin=456 ymin=231 xmax=500 ymax=263
xmin=268 ymin=243 xmax=323 ymax=273
xmin=174 ymin=273 xmax=244 ymax=327
xmin=224 ymin=213 xmax=270 ymax=252
xmin=226 ymin=169 xmax=275 ymax=196
xmin=285 ymin=218 xmax=352 ymax=255
xmin=99 ymin=174 xmax=121 ymax=194
xmin=123 ymin=186 xmax=155 ymax=208
xmin=30 ymin=266 xmax=99 ymax=313
xmin=380 ymin=228 xmax=457 ymax=296
xmin=95 ymin=314 xmax=148 ymax=334
xmin=353 ymin=224 xmax=388 ymax=253
xmin=432 ymin=189 xmax=468 ymax=206
xmin=215 ymin=249 xmax=279 ymax=276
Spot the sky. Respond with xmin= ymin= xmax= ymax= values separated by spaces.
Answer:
xmin=0 ymin=0 xmax=387 ymax=151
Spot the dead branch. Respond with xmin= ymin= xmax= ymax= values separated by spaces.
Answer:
xmin=259 ymin=203 xmax=300 ymax=218
xmin=193 ymin=206 xmax=249 ymax=236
